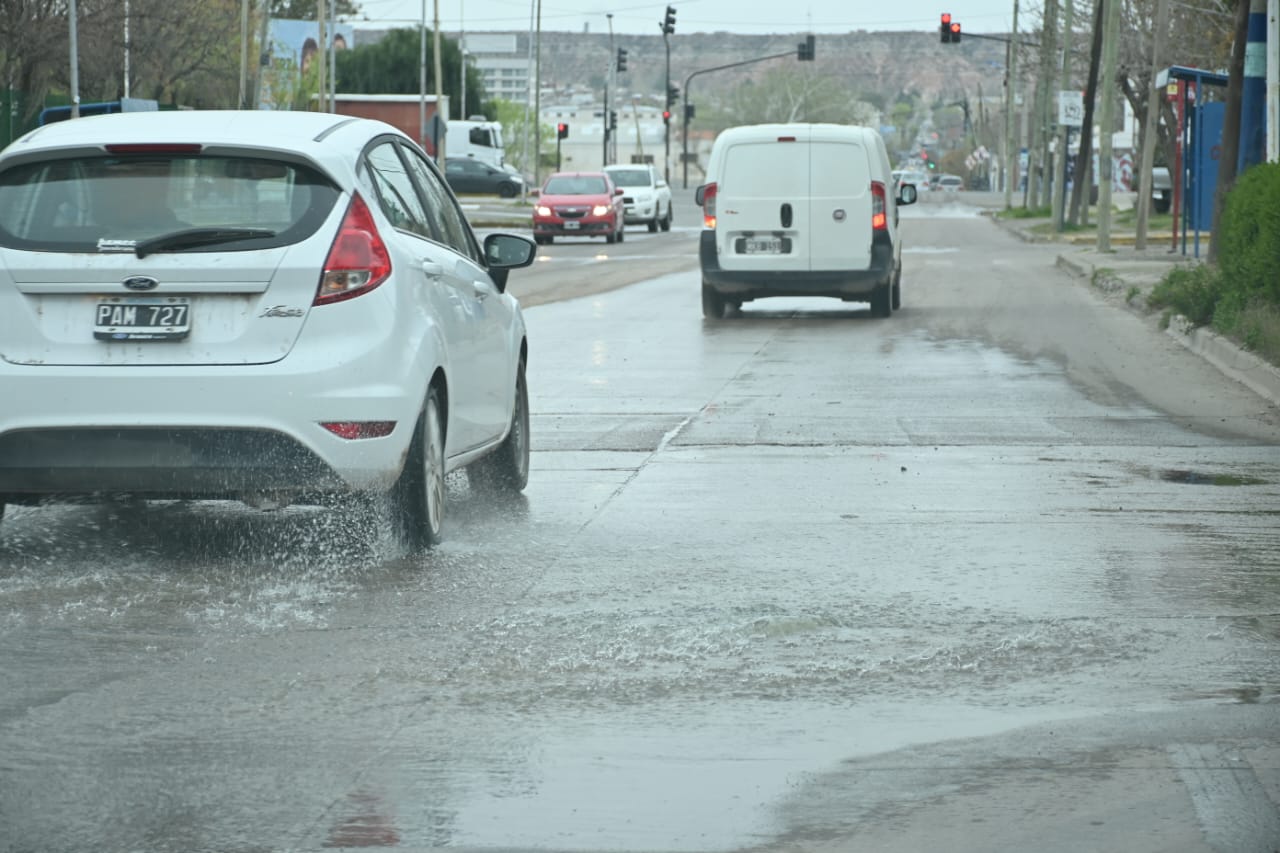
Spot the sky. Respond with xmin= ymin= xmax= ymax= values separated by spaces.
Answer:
xmin=349 ymin=0 xmax=1022 ymax=36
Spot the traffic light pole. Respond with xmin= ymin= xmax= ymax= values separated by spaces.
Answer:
xmin=680 ymin=50 xmax=798 ymax=189
xmin=664 ymin=34 xmax=671 ymax=183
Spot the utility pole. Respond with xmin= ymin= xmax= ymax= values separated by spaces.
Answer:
xmin=1135 ymin=0 xmax=1170 ymax=250
xmin=1051 ymin=0 xmax=1075 ymax=231
xmin=606 ymin=14 xmax=614 ymax=168
xmin=240 ymin=0 xmax=249 ymax=108
xmin=316 ymin=0 xmax=326 ymax=112
xmin=68 ymin=0 xmax=80 ymax=118
xmin=433 ymin=0 xmax=445 ymax=160
xmin=1004 ymin=0 xmax=1020 ymax=208
xmin=1096 ymin=0 xmax=1122 ymax=252
xmin=1030 ymin=0 xmax=1058 ymax=208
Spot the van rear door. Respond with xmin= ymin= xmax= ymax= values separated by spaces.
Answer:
xmin=807 ymin=134 xmax=873 ymax=273
xmin=714 ymin=128 xmax=811 ymax=276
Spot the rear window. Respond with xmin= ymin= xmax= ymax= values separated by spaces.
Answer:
xmin=0 ymin=154 xmax=340 ymax=253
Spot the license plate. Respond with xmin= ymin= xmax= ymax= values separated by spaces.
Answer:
xmin=94 ymin=296 xmax=191 ymax=342
xmin=743 ymin=237 xmax=783 ymax=254
xmin=563 ymin=221 xmax=581 ymax=230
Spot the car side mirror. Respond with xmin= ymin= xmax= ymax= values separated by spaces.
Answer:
xmin=529 ymin=188 xmax=540 ymax=197
xmin=615 ymin=187 xmax=624 ymax=196
xmin=483 ymin=233 xmax=537 ymax=293
xmin=898 ymin=183 xmax=918 ymax=206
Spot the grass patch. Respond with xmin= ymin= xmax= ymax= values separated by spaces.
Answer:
xmin=996 ymin=205 xmax=1052 ymax=220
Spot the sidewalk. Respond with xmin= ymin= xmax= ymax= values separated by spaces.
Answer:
xmin=991 ymin=209 xmax=1280 ymax=409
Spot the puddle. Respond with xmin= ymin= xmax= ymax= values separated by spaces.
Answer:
xmin=1158 ymin=469 xmax=1269 ymax=486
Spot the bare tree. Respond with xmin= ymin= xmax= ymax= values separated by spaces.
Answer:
xmin=0 ymin=0 xmax=71 ymax=126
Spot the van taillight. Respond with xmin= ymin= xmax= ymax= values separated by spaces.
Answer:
xmin=702 ymin=182 xmax=717 ymax=229
xmin=316 ymin=193 xmax=392 ymax=306
xmin=871 ymin=181 xmax=887 ymax=231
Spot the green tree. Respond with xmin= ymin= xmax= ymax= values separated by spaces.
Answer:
xmin=335 ymin=27 xmax=490 ymax=119
xmin=270 ymin=0 xmax=360 ymax=20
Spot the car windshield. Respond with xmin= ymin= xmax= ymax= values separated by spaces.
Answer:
xmin=0 ymin=154 xmax=337 ymax=252
xmin=605 ymin=169 xmax=650 ymax=187
xmin=543 ymin=175 xmax=608 ymax=195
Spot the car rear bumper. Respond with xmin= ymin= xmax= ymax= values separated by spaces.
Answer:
xmin=699 ymin=231 xmax=894 ymax=298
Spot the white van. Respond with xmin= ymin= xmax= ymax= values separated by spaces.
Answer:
xmin=695 ymin=123 xmax=917 ymax=319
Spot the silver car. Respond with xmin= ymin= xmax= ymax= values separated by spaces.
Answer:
xmin=0 ymin=110 xmax=537 ymax=546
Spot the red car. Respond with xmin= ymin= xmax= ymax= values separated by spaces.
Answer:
xmin=532 ymin=171 xmax=625 ymax=245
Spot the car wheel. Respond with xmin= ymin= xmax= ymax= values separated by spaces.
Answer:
xmin=391 ymin=386 xmax=446 ymax=549
xmin=469 ymin=359 xmax=530 ymax=493
xmin=870 ymin=282 xmax=892 ymax=319
xmin=617 ymin=222 xmax=625 ymax=243
xmin=605 ymin=230 xmax=617 ymax=244
xmin=648 ymin=217 xmax=659 ymax=233
xmin=702 ymin=282 xmax=727 ymax=320
xmin=498 ymin=182 xmax=518 ymax=198
xmin=660 ymin=205 xmax=672 ymax=231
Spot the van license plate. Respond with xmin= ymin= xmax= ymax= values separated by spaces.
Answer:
xmin=94 ymin=297 xmax=191 ymax=342
xmin=743 ymin=237 xmax=782 ymax=254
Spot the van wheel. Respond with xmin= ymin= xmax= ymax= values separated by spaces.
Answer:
xmin=870 ymin=283 xmax=892 ymax=318
xmin=702 ymin=283 xmax=727 ymax=320
xmin=891 ymin=266 xmax=902 ymax=310
xmin=469 ymin=359 xmax=530 ymax=493
xmin=391 ymin=386 xmax=446 ymax=549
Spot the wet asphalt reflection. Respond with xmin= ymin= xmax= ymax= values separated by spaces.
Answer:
xmin=2 ymin=208 xmax=1279 ymax=851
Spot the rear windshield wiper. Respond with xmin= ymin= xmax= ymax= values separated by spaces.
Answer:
xmin=134 ymin=227 xmax=277 ymax=259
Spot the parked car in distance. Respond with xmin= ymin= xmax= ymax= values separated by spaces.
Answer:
xmin=531 ymin=172 xmax=625 ymax=245
xmin=695 ymin=123 xmax=918 ymax=320
xmin=937 ymin=174 xmax=963 ymax=192
xmin=444 ymin=157 xmax=525 ymax=198
xmin=895 ymin=169 xmax=928 ymax=191
xmin=602 ymin=163 xmax=673 ymax=232
xmin=0 ymin=109 xmax=539 ymax=547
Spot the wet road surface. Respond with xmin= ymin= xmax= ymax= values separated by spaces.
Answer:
xmin=2 ymin=199 xmax=1278 ymax=852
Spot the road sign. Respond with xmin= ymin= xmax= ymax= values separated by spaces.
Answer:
xmin=1059 ymin=91 xmax=1084 ymax=127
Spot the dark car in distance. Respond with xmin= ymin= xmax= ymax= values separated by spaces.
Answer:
xmin=444 ymin=158 xmax=525 ymax=198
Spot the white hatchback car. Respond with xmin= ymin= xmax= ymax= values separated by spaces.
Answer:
xmin=0 ymin=110 xmax=537 ymax=547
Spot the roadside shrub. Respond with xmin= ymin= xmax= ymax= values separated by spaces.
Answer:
xmin=1217 ymin=162 xmax=1280 ymax=306
xmin=1149 ymin=263 xmax=1222 ymax=326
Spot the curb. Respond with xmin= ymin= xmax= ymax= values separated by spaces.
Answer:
xmin=1056 ymin=252 xmax=1280 ymax=409
xmin=1165 ymin=319 xmax=1280 ymax=409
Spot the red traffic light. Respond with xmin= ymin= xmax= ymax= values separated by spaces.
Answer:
xmin=941 ymin=12 xmax=951 ymax=24
xmin=662 ymin=110 xmax=671 ymax=124
xmin=556 ymin=122 xmax=568 ymax=139
xmin=950 ymin=22 xmax=961 ymax=41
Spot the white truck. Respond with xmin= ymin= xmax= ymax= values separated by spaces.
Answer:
xmin=448 ymin=118 xmax=506 ymax=168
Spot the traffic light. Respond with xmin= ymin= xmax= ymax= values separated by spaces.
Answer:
xmin=797 ymin=34 xmax=815 ymax=61
xmin=940 ymin=13 xmax=961 ymax=43
xmin=556 ymin=122 xmax=568 ymax=140
xmin=661 ymin=5 xmax=676 ymax=35
xmin=662 ymin=110 xmax=671 ymax=125
xmin=684 ymin=103 xmax=695 ymax=121
xmin=616 ymin=47 xmax=628 ymax=72
xmin=666 ymin=83 xmax=680 ymax=108
xmin=609 ymin=110 xmax=617 ymax=130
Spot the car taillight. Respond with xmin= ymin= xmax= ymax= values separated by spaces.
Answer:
xmin=321 ymin=421 xmax=397 ymax=440
xmin=702 ymin=182 xmax=717 ymax=229
xmin=871 ymin=181 xmax=887 ymax=231
xmin=316 ymin=194 xmax=392 ymax=306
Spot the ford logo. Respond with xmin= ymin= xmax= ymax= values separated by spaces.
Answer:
xmin=122 ymin=276 xmax=160 ymax=291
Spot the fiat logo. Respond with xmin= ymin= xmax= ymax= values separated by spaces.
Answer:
xmin=122 ymin=276 xmax=160 ymax=292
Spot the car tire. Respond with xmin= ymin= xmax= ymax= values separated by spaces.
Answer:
xmin=702 ymin=282 xmax=727 ymax=320
xmin=606 ymin=230 xmax=617 ymax=244
xmin=391 ymin=386 xmax=446 ymax=549
xmin=870 ymin=282 xmax=892 ymax=318
xmin=469 ymin=359 xmax=530 ymax=493
xmin=617 ymin=223 xmax=625 ymax=243
xmin=660 ymin=205 xmax=672 ymax=231
xmin=498 ymin=182 xmax=518 ymax=198
xmin=648 ymin=217 xmax=659 ymax=233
